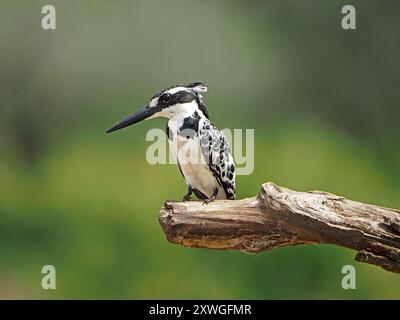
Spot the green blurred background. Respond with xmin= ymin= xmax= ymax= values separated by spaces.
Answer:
xmin=0 ymin=0 xmax=399 ymax=299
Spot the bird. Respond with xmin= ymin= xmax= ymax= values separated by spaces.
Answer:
xmin=106 ymin=82 xmax=236 ymax=203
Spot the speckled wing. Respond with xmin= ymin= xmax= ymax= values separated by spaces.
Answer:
xmin=199 ymin=120 xmax=236 ymax=199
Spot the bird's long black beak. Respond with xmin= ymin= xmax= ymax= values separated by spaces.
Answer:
xmin=106 ymin=105 xmax=158 ymax=133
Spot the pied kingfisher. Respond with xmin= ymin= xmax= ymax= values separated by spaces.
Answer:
xmin=106 ymin=82 xmax=236 ymax=203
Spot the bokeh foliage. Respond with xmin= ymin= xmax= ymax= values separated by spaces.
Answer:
xmin=0 ymin=0 xmax=399 ymax=299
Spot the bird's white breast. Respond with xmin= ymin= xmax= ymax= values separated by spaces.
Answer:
xmin=167 ymin=118 xmax=225 ymax=199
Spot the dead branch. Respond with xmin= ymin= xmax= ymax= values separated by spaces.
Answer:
xmin=158 ymin=182 xmax=400 ymax=274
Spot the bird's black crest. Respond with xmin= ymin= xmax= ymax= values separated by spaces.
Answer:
xmin=186 ymin=82 xmax=208 ymax=93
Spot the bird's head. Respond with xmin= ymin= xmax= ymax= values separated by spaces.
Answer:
xmin=106 ymin=82 xmax=209 ymax=133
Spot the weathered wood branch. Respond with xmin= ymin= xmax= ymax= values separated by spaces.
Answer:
xmin=158 ymin=182 xmax=400 ymax=274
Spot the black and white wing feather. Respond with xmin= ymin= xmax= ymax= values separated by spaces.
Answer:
xmin=199 ymin=119 xmax=236 ymax=199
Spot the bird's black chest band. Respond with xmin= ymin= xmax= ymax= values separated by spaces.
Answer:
xmin=179 ymin=112 xmax=201 ymax=139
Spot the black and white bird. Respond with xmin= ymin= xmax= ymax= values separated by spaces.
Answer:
xmin=106 ymin=82 xmax=235 ymax=203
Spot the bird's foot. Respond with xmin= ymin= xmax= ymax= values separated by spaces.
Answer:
xmin=202 ymin=189 xmax=218 ymax=205
xmin=203 ymin=190 xmax=218 ymax=205
xmin=182 ymin=186 xmax=193 ymax=202
xmin=202 ymin=198 xmax=215 ymax=205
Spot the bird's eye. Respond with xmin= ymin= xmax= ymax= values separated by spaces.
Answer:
xmin=160 ymin=93 xmax=171 ymax=104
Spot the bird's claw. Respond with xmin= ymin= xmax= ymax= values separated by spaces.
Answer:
xmin=202 ymin=198 xmax=215 ymax=205
xmin=202 ymin=189 xmax=218 ymax=205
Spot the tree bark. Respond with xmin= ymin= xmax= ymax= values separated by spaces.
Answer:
xmin=158 ymin=182 xmax=400 ymax=274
